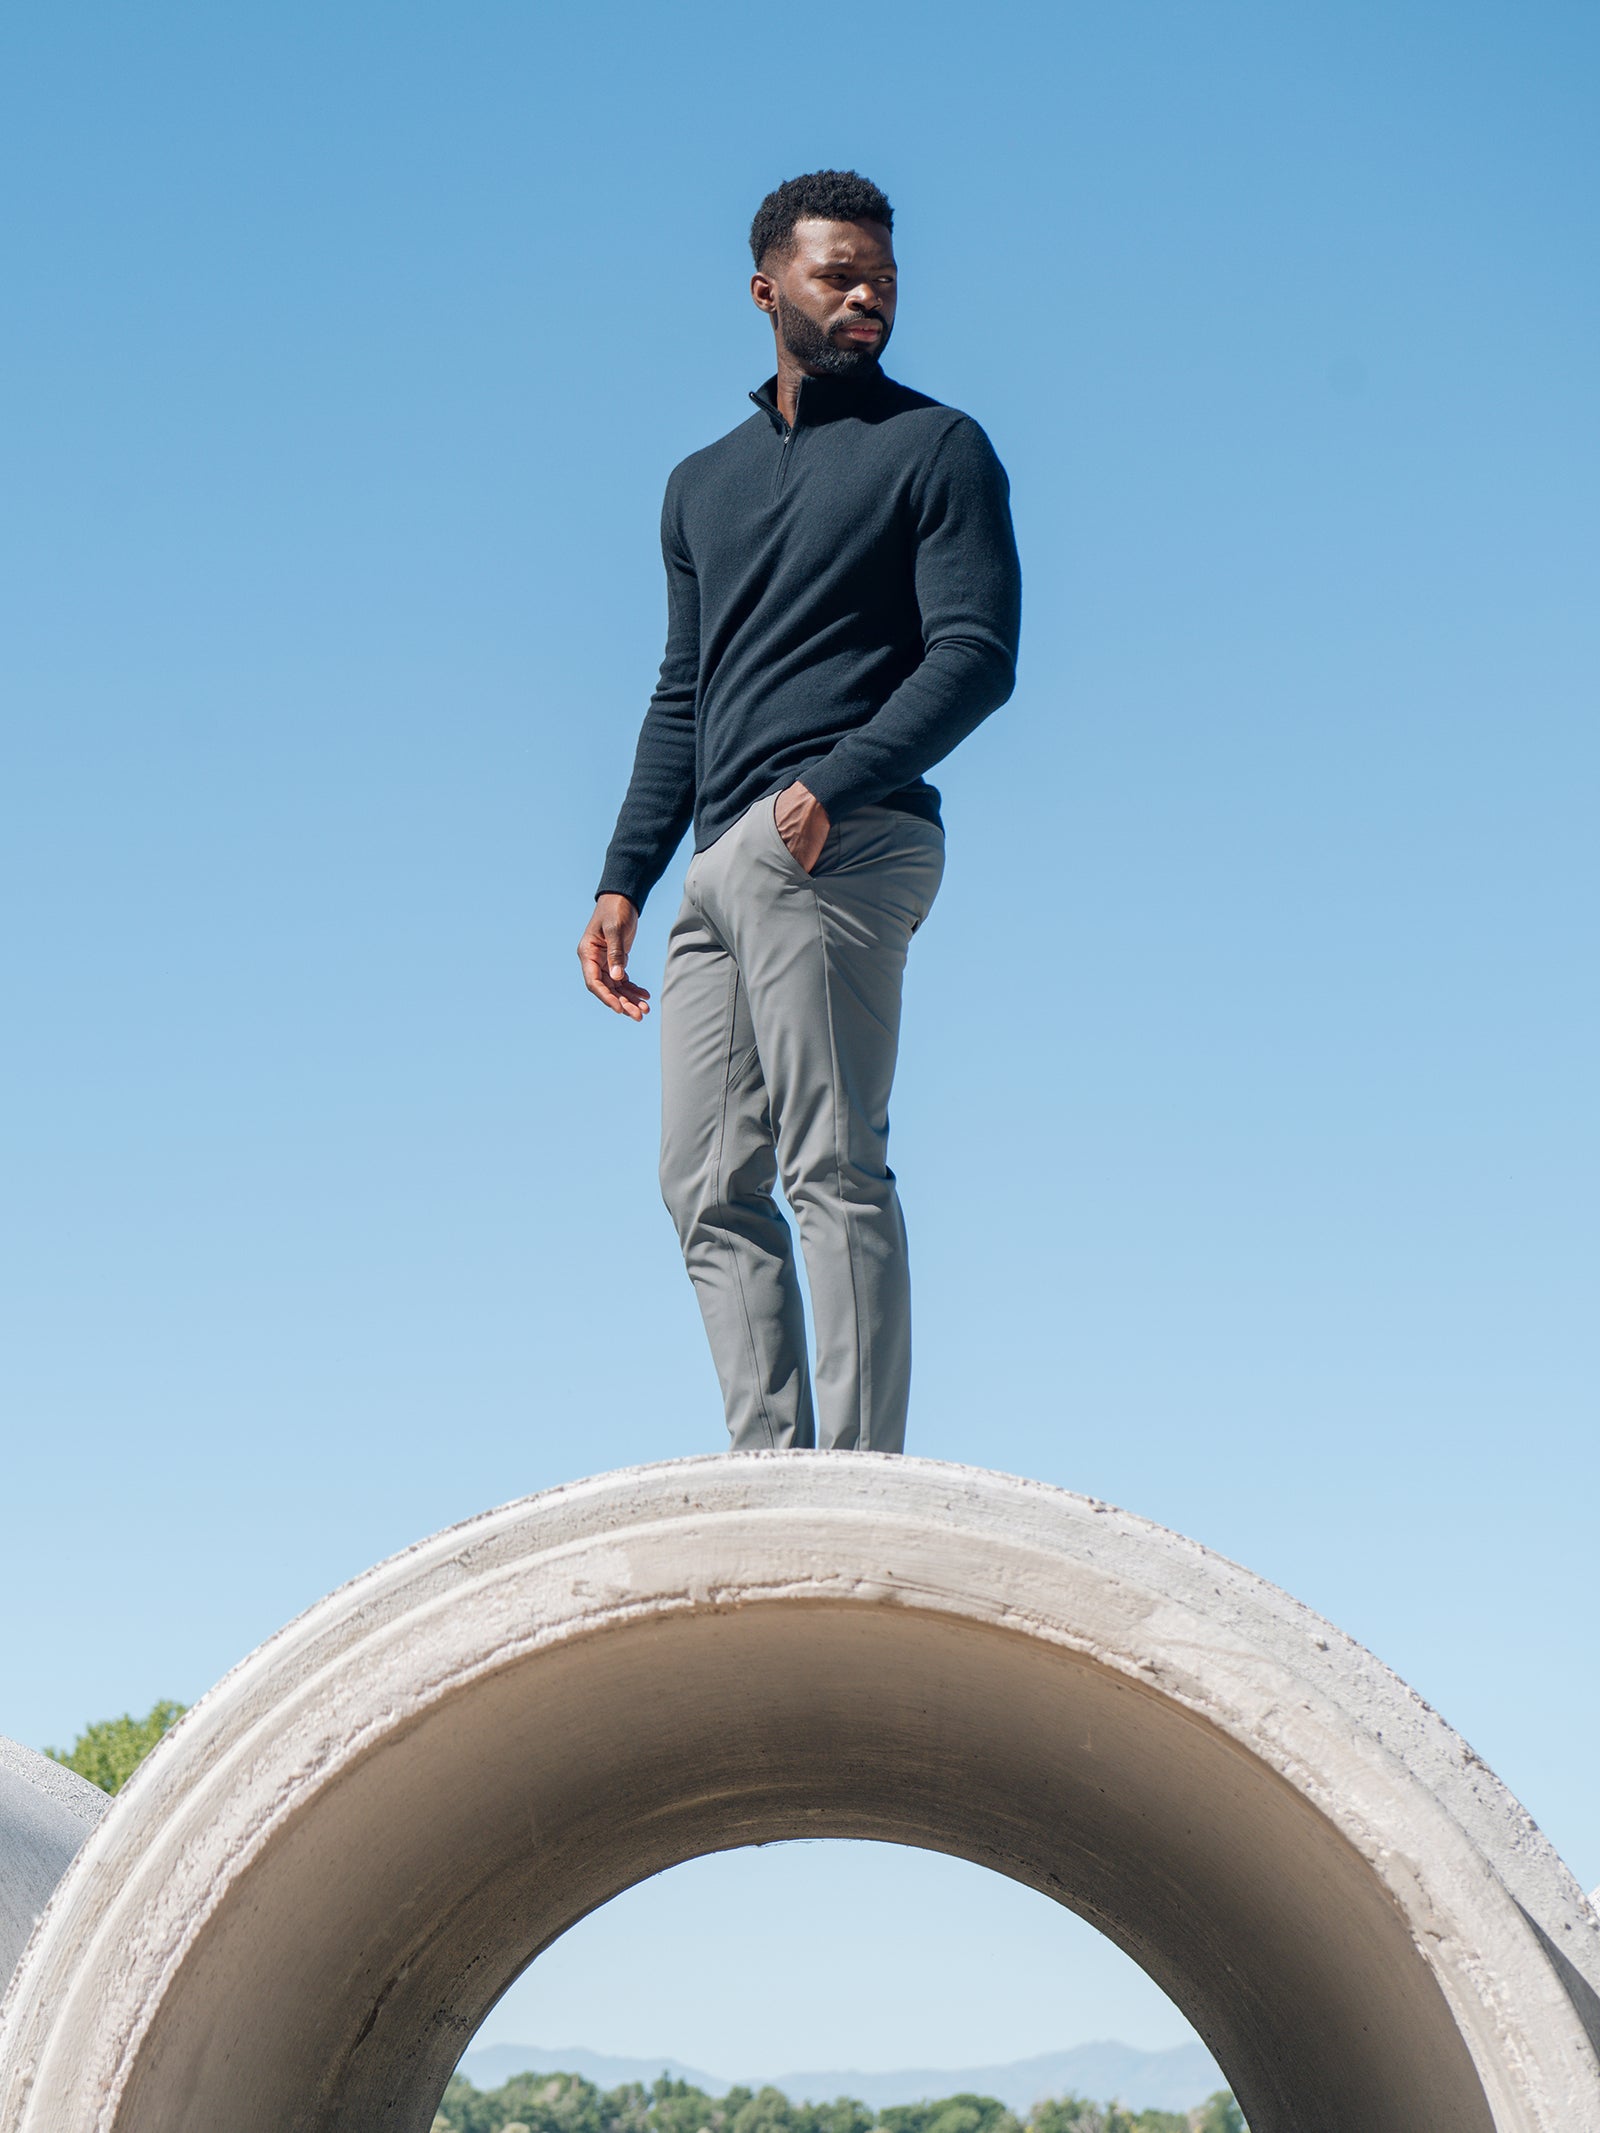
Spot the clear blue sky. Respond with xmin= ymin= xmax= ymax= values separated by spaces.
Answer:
xmin=3 ymin=0 xmax=1595 ymax=2073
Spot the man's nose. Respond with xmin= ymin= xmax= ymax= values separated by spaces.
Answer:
xmin=845 ymin=281 xmax=883 ymax=311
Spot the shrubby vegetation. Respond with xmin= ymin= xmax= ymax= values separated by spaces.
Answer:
xmin=44 ymin=1701 xmax=186 ymax=1794
xmin=431 ymin=2071 xmax=1246 ymax=2133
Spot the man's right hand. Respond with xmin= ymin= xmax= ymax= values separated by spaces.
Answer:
xmin=578 ymin=894 xmax=650 ymax=1020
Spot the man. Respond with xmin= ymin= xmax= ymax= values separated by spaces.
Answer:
xmin=578 ymin=169 xmax=1021 ymax=1455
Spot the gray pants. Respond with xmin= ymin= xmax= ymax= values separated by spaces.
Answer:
xmin=659 ymin=795 xmax=945 ymax=1453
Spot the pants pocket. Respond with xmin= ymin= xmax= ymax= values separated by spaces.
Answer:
xmin=766 ymin=794 xmax=839 ymax=879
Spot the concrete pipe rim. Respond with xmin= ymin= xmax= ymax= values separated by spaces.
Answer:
xmin=2 ymin=1455 xmax=1596 ymax=2133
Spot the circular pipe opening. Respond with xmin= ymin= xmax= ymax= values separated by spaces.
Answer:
xmin=3 ymin=1459 xmax=1594 ymax=2133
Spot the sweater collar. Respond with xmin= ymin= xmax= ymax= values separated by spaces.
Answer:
xmin=750 ymin=365 xmax=888 ymax=432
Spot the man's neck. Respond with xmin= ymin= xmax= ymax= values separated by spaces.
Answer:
xmin=772 ymin=347 xmax=879 ymax=426
xmin=773 ymin=349 xmax=817 ymax=427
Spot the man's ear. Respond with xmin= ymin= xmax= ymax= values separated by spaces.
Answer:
xmin=750 ymin=269 xmax=778 ymax=317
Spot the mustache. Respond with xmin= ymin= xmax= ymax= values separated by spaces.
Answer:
xmin=833 ymin=310 xmax=886 ymax=330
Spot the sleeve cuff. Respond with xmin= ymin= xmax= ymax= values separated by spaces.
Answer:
xmin=594 ymin=875 xmax=648 ymax=910
xmin=800 ymin=752 xmax=872 ymax=822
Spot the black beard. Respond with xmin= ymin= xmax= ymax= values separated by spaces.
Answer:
xmin=776 ymin=291 xmax=888 ymax=377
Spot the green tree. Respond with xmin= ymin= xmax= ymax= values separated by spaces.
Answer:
xmin=439 ymin=2074 xmax=492 ymax=2133
xmin=730 ymin=2087 xmax=803 ymax=2133
xmin=1190 ymin=2098 xmax=1244 ymax=2133
xmin=796 ymin=2101 xmax=875 ymax=2133
xmin=602 ymin=2083 xmax=657 ymax=2133
xmin=650 ymin=2076 xmax=730 ymax=2133
xmin=882 ymin=2095 xmax=1020 ymax=2133
xmin=1027 ymin=2097 xmax=1110 ymax=2133
xmin=44 ymin=1701 xmax=186 ymax=1795
xmin=432 ymin=2072 xmax=1239 ymax=2133
xmin=487 ymin=2071 xmax=609 ymax=2133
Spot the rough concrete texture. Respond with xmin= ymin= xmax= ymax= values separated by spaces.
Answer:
xmin=0 ymin=1739 xmax=108 ymax=1995
xmin=1 ymin=1456 xmax=1596 ymax=2133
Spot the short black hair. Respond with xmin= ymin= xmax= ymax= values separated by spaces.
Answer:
xmin=749 ymin=169 xmax=894 ymax=268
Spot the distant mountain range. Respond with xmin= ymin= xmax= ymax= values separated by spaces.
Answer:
xmin=454 ymin=2042 xmax=1225 ymax=2116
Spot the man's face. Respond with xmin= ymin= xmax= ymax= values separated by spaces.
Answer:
xmin=752 ymin=217 xmax=898 ymax=376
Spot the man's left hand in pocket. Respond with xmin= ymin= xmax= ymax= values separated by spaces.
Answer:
xmin=775 ymin=780 xmax=831 ymax=873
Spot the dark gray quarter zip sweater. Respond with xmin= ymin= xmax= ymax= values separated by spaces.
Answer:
xmin=596 ymin=365 xmax=1022 ymax=909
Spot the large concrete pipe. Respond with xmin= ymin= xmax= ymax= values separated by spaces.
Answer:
xmin=1 ymin=1457 xmax=1596 ymax=2133
xmin=0 ymin=1740 xmax=107 ymax=1994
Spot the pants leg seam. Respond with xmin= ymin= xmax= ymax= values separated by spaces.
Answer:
xmin=708 ymin=960 xmax=780 ymax=1451
xmin=807 ymin=883 xmax=873 ymax=1449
